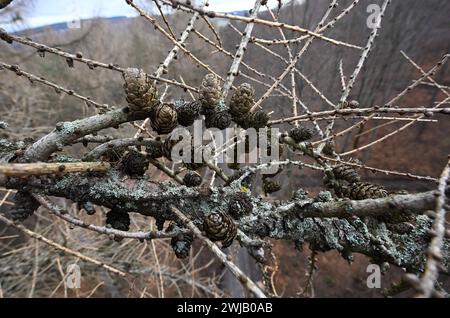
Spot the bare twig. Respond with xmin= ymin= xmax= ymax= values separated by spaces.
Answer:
xmin=0 ymin=30 xmax=196 ymax=92
xmin=0 ymin=214 xmax=126 ymax=277
xmin=0 ymin=162 xmax=111 ymax=176
xmin=269 ymin=106 xmax=450 ymax=124
xmin=0 ymin=61 xmax=112 ymax=112
xmin=221 ymin=0 xmax=262 ymax=100
xmin=387 ymin=54 xmax=449 ymax=106
xmin=128 ymin=0 xmax=223 ymax=81
xmin=341 ymin=96 xmax=450 ymax=156
xmin=162 ymin=0 xmax=362 ymax=49
xmin=251 ymin=0 xmax=339 ymax=111
xmin=339 ymin=0 xmax=391 ymax=104
xmin=34 ymin=195 xmax=180 ymax=241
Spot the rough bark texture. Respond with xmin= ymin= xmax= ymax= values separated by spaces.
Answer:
xmin=23 ymin=107 xmax=151 ymax=162
xmin=2 ymin=167 xmax=447 ymax=272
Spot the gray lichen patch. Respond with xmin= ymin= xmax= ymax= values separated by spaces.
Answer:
xmin=2 ymin=162 xmax=448 ymax=272
xmin=60 ymin=121 xmax=81 ymax=136
xmin=0 ymin=138 xmax=20 ymax=162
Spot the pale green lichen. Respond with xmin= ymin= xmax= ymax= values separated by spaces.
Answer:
xmin=61 ymin=121 xmax=81 ymax=135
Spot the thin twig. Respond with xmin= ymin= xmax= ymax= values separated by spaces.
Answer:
xmin=269 ymin=106 xmax=450 ymax=124
xmin=340 ymin=96 xmax=450 ymax=156
xmin=339 ymin=0 xmax=390 ymax=104
xmin=0 ymin=213 xmax=126 ymax=277
xmin=161 ymin=0 xmax=362 ymax=49
xmin=251 ymin=0 xmax=339 ymax=111
xmin=34 ymin=195 xmax=180 ymax=241
xmin=0 ymin=162 xmax=111 ymax=176
xmin=221 ymin=0 xmax=263 ymax=100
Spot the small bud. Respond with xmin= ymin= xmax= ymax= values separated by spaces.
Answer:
xmin=66 ymin=57 xmax=74 ymax=68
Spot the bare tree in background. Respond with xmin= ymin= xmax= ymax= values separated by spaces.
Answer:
xmin=0 ymin=0 xmax=449 ymax=298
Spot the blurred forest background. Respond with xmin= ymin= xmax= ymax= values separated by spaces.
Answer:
xmin=0 ymin=0 xmax=449 ymax=297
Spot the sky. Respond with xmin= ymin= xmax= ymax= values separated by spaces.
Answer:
xmin=1 ymin=0 xmax=286 ymax=31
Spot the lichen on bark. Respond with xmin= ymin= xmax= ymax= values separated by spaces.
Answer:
xmin=3 ymin=167 xmax=447 ymax=273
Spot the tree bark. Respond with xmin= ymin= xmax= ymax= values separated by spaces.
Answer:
xmin=2 ymin=169 xmax=447 ymax=272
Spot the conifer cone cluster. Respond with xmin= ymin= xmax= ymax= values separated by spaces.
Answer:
xmin=9 ymin=191 xmax=40 ymax=222
xmin=331 ymin=163 xmax=389 ymax=202
xmin=289 ymin=126 xmax=313 ymax=143
xmin=183 ymin=171 xmax=202 ymax=187
xmin=176 ymin=100 xmax=201 ymax=127
xmin=203 ymin=211 xmax=237 ymax=248
xmin=199 ymin=74 xmax=221 ymax=111
xmin=171 ymin=232 xmax=194 ymax=259
xmin=229 ymin=83 xmax=269 ymax=129
xmin=150 ymin=103 xmax=178 ymax=134
xmin=205 ymin=110 xmax=232 ymax=130
xmin=121 ymin=150 xmax=149 ymax=176
xmin=123 ymin=68 xmax=159 ymax=112
xmin=332 ymin=164 xmax=360 ymax=183
xmin=228 ymin=192 xmax=253 ymax=219
xmin=340 ymin=182 xmax=388 ymax=200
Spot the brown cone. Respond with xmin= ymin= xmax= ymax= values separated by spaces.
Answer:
xmin=203 ymin=211 xmax=237 ymax=248
xmin=123 ymin=68 xmax=158 ymax=112
xmin=151 ymin=103 xmax=178 ymax=134
xmin=199 ymin=74 xmax=221 ymax=111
